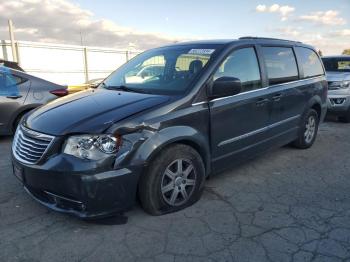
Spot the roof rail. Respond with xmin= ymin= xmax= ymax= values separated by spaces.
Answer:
xmin=239 ymin=36 xmax=302 ymax=43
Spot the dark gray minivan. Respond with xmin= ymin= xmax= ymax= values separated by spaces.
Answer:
xmin=12 ymin=37 xmax=327 ymax=218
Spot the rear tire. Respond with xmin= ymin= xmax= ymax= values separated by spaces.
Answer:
xmin=138 ymin=144 xmax=205 ymax=215
xmin=293 ymin=108 xmax=319 ymax=149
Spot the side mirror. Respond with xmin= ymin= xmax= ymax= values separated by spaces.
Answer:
xmin=209 ymin=77 xmax=242 ymax=99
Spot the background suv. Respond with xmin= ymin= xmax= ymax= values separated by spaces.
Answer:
xmin=322 ymin=56 xmax=350 ymax=122
xmin=12 ymin=37 xmax=327 ymax=218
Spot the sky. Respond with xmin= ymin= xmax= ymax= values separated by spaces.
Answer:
xmin=0 ymin=0 xmax=349 ymax=54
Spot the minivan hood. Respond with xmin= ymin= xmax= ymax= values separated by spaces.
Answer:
xmin=24 ymin=89 xmax=170 ymax=135
xmin=326 ymin=71 xmax=350 ymax=82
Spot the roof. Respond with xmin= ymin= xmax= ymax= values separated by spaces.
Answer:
xmin=164 ymin=37 xmax=308 ymax=48
xmin=165 ymin=39 xmax=236 ymax=46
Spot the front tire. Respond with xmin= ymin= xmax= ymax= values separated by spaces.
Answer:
xmin=293 ymin=108 xmax=319 ymax=149
xmin=138 ymin=144 xmax=205 ymax=215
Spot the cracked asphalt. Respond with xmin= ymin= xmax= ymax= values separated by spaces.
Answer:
xmin=1 ymin=120 xmax=350 ymax=262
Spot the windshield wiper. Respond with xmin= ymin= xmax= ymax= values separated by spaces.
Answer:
xmin=102 ymin=83 xmax=146 ymax=93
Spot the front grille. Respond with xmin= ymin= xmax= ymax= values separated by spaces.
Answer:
xmin=12 ymin=126 xmax=54 ymax=165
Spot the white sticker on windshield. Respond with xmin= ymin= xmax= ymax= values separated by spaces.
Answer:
xmin=188 ymin=49 xmax=215 ymax=55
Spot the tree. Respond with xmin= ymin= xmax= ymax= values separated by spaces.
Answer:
xmin=342 ymin=49 xmax=350 ymax=55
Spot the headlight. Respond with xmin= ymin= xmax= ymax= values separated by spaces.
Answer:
xmin=63 ymin=134 xmax=121 ymax=160
xmin=341 ymin=81 xmax=350 ymax=89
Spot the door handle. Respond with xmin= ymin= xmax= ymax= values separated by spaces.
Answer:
xmin=272 ymin=94 xmax=283 ymax=101
xmin=6 ymin=95 xmax=22 ymax=99
xmin=256 ymin=98 xmax=269 ymax=106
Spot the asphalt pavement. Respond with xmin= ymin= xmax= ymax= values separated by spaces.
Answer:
xmin=0 ymin=120 xmax=350 ymax=262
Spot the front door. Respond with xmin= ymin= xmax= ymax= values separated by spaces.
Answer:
xmin=209 ymin=47 xmax=271 ymax=171
xmin=0 ymin=69 xmax=29 ymax=133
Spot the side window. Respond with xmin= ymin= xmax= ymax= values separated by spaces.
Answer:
xmin=295 ymin=47 xmax=324 ymax=78
xmin=213 ymin=47 xmax=262 ymax=93
xmin=262 ymin=47 xmax=299 ymax=85
xmin=0 ymin=72 xmax=22 ymax=96
xmin=6 ymin=74 xmax=25 ymax=86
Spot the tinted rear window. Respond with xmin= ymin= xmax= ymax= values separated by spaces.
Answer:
xmin=295 ymin=47 xmax=324 ymax=78
xmin=262 ymin=47 xmax=299 ymax=85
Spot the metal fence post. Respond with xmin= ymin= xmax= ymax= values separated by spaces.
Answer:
xmin=15 ymin=42 xmax=21 ymax=66
xmin=83 ymin=47 xmax=89 ymax=83
xmin=8 ymin=19 xmax=18 ymax=62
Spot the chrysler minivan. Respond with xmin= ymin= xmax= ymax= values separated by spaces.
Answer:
xmin=12 ymin=37 xmax=327 ymax=218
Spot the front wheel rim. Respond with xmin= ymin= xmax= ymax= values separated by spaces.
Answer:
xmin=304 ymin=115 xmax=316 ymax=144
xmin=161 ymin=159 xmax=196 ymax=207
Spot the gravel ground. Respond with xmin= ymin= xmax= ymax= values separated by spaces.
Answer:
xmin=0 ymin=120 xmax=350 ymax=262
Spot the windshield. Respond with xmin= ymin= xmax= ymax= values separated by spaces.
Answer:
xmin=101 ymin=45 xmax=219 ymax=95
xmin=322 ymin=57 xmax=350 ymax=72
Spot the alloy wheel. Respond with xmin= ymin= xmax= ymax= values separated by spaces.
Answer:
xmin=304 ymin=115 xmax=316 ymax=144
xmin=161 ymin=158 xmax=197 ymax=206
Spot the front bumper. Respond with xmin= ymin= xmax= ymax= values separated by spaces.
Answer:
xmin=12 ymin=153 xmax=143 ymax=219
xmin=327 ymin=89 xmax=350 ymax=115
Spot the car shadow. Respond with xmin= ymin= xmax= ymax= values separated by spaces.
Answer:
xmin=84 ymin=213 xmax=129 ymax=225
xmin=324 ymin=114 xmax=339 ymax=123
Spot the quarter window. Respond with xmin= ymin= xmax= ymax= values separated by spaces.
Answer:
xmin=295 ymin=47 xmax=324 ymax=78
xmin=214 ymin=47 xmax=261 ymax=93
xmin=6 ymin=74 xmax=25 ymax=85
xmin=0 ymin=72 xmax=23 ymax=96
xmin=262 ymin=47 xmax=299 ymax=85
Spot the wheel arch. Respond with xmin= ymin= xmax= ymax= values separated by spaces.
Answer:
xmin=305 ymin=96 xmax=323 ymax=120
xmin=311 ymin=102 xmax=321 ymax=119
xmin=10 ymin=104 xmax=41 ymax=132
xmin=134 ymin=126 xmax=211 ymax=176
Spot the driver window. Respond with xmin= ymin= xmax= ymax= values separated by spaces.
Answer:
xmin=214 ymin=47 xmax=262 ymax=93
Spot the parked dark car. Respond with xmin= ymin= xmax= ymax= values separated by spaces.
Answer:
xmin=0 ymin=66 xmax=68 ymax=135
xmin=11 ymin=37 xmax=327 ymax=218
xmin=322 ymin=56 xmax=350 ymax=122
